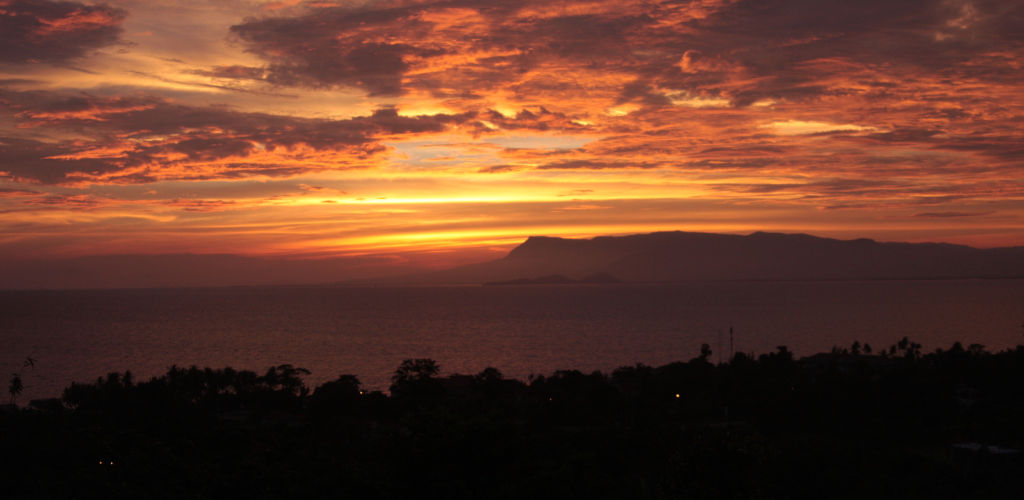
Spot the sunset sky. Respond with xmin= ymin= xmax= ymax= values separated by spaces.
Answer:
xmin=2 ymin=0 xmax=1023 ymax=278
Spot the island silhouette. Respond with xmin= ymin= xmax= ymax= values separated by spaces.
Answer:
xmin=5 ymin=230 xmax=1023 ymax=289
xmin=418 ymin=231 xmax=1024 ymax=284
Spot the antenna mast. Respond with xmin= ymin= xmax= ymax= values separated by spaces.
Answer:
xmin=729 ymin=327 xmax=734 ymax=362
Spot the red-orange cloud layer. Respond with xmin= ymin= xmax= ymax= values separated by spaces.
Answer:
xmin=0 ymin=0 xmax=1022 ymax=274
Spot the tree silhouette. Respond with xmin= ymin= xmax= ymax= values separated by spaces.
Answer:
xmin=8 ymin=373 xmax=22 ymax=405
xmin=390 ymin=359 xmax=441 ymax=398
xmin=264 ymin=364 xmax=311 ymax=397
xmin=699 ymin=343 xmax=713 ymax=362
xmin=6 ymin=340 xmax=1024 ymax=498
xmin=392 ymin=359 xmax=439 ymax=384
xmin=7 ymin=357 xmax=35 ymax=406
xmin=475 ymin=367 xmax=503 ymax=383
xmin=309 ymin=374 xmax=361 ymax=414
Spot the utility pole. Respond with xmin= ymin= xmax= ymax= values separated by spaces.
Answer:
xmin=717 ymin=329 xmax=722 ymax=365
xmin=729 ymin=327 xmax=734 ymax=362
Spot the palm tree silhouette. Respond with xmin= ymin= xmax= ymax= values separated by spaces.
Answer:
xmin=8 ymin=373 xmax=23 ymax=405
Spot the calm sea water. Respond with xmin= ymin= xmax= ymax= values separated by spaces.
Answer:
xmin=3 ymin=280 xmax=1023 ymax=402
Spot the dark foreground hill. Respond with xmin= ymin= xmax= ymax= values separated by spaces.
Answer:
xmin=4 ymin=339 xmax=1023 ymax=499
xmin=421 ymin=231 xmax=1024 ymax=283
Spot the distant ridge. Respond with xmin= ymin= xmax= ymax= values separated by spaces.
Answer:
xmin=419 ymin=231 xmax=1024 ymax=284
xmin=484 ymin=273 xmax=622 ymax=286
xmin=10 ymin=231 xmax=1022 ymax=289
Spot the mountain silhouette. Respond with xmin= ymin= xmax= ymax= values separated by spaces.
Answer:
xmin=7 ymin=231 xmax=1023 ymax=289
xmin=420 ymin=231 xmax=1024 ymax=283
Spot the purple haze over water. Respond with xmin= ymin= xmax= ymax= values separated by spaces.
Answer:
xmin=3 ymin=280 xmax=1023 ymax=402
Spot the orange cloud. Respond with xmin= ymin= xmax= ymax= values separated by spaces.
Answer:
xmin=1 ymin=0 xmax=1023 ymax=268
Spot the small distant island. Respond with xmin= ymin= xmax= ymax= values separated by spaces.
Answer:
xmin=483 ymin=272 xmax=622 ymax=286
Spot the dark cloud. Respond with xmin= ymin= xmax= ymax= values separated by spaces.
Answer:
xmin=476 ymin=107 xmax=589 ymax=133
xmin=711 ymin=183 xmax=805 ymax=194
xmin=128 ymin=70 xmax=297 ymax=97
xmin=706 ymin=178 xmax=1018 ymax=205
xmin=28 ymin=193 xmax=106 ymax=208
xmin=0 ymin=78 xmax=43 ymax=86
xmin=860 ymin=129 xmax=944 ymax=144
xmin=191 ymin=65 xmax=266 ymax=80
xmin=536 ymin=159 xmax=658 ymax=170
xmin=809 ymin=179 xmax=897 ymax=193
xmin=0 ymin=90 xmax=474 ymax=184
xmin=557 ymin=189 xmax=594 ymax=197
xmin=0 ymin=136 xmax=123 ymax=184
xmin=0 ymin=187 xmax=41 ymax=196
xmin=229 ymin=4 xmax=434 ymax=95
xmin=914 ymin=211 xmax=994 ymax=218
xmin=681 ymin=158 xmax=778 ymax=170
xmin=0 ymin=0 xmax=126 ymax=64
xmin=838 ymin=127 xmax=1024 ymax=164
xmin=223 ymin=0 xmax=1024 ymax=104
xmin=616 ymin=81 xmax=673 ymax=106
xmin=163 ymin=198 xmax=237 ymax=212
xmin=477 ymin=164 xmax=523 ymax=173
xmin=727 ymin=3 xmax=1002 ymax=98
xmin=227 ymin=1 xmax=654 ymax=95
xmin=696 ymin=145 xmax=791 ymax=156
xmin=682 ymin=0 xmax=1024 ymax=100
xmin=712 ymin=179 xmax=897 ymax=195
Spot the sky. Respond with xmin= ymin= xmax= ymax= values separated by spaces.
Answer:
xmin=1 ymin=0 xmax=1023 ymax=279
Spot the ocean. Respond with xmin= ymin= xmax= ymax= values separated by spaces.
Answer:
xmin=3 ymin=280 xmax=1023 ymax=402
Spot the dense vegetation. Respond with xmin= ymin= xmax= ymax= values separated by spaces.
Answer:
xmin=4 ymin=338 xmax=1023 ymax=499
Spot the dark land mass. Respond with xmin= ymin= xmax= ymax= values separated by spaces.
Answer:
xmin=484 ymin=272 xmax=622 ymax=286
xmin=4 ymin=339 xmax=1024 ymax=499
xmin=5 ymin=231 xmax=1023 ymax=289
xmin=416 ymin=231 xmax=1024 ymax=284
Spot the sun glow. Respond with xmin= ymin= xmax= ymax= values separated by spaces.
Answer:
xmin=1 ymin=0 xmax=1022 ymax=285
